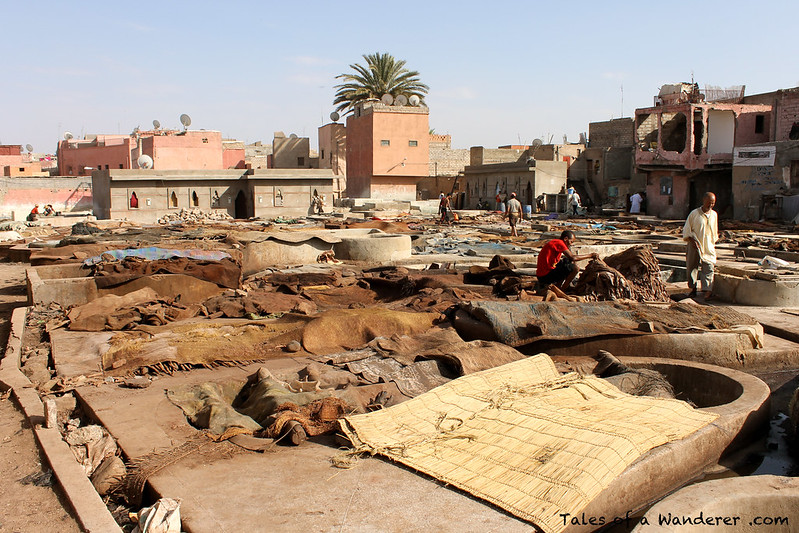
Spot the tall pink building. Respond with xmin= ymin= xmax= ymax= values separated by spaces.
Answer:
xmin=344 ymin=101 xmax=429 ymax=200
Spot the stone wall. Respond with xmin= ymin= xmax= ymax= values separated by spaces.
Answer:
xmin=0 ymin=176 xmax=93 ymax=218
xmin=743 ymin=87 xmax=799 ymax=141
xmin=470 ymin=146 xmax=526 ymax=166
xmin=589 ymin=118 xmax=635 ymax=148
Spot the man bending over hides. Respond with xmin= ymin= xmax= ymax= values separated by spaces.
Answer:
xmin=536 ymin=230 xmax=599 ymax=292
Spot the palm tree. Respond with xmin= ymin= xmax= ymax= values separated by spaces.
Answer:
xmin=333 ymin=52 xmax=429 ymax=115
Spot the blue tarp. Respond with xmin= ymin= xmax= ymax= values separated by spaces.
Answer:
xmin=84 ymin=247 xmax=232 ymax=266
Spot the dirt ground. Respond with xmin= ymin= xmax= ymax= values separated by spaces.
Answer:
xmin=0 ymin=262 xmax=81 ymax=532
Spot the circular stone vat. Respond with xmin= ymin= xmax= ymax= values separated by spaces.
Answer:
xmin=713 ymin=273 xmax=799 ymax=307
xmin=333 ymin=233 xmax=412 ymax=262
xmin=572 ymin=357 xmax=771 ymax=532
xmin=634 ymin=476 xmax=799 ymax=532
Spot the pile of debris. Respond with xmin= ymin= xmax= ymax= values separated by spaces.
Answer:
xmin=574 ymin=245 xmax=670 ymax=302
xmin=158 ymin=208 xmax=233 ymax=225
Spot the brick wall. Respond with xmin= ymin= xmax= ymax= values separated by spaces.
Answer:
xmin=743 ymin=87 xmax=799 ymax=141
xmin=429 ymin=146 xmax=470 ymax=177
xmin=589 ymin=118 xmax=635 ymax=148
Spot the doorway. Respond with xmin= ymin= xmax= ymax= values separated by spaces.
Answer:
xmin=234 ymin=190 xmax=248 ymax=219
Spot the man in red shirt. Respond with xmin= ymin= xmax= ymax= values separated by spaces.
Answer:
xmin=536 ymin=230 xmax=598 ymax=291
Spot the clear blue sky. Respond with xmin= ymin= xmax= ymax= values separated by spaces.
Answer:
xmin=3 ymin=0 xmax=797 ymax=154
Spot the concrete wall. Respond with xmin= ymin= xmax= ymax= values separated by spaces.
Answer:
xmin=732 ymin=141 xmax=799 ymax=220
xmin=461 ymin=161 xmax=567 ymax=209
xmin=645 ymin=170 xmax=689 ymax=219
xmin=250 ymin=169 xmax=334 ymax=218
xmin=93 ymin=169 xmax=248 ymax=222
xmin=470 ymin=146 xmax=526 ymax=166
xmin=273 ymin=134 xmax=315 ymax=169
xmin=743 ymin=86 xmax=799 ymax=142
xmin=92 ymin=168 xmax=334 ymax=222
xmin=589 ymin=118 xmax=635 ymax=148
xmin=0 ymin=176 xmax=93 ymax=218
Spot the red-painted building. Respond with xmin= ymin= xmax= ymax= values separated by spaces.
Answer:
xmin=57 ymin=130 xmax=245 ymax=176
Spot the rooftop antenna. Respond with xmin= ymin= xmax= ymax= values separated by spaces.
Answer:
xmin=153 ymin=119 xmax=161 ymax=130
xmin=330 ymin=111 xmax=340 ymax=123
xmin=179 ymin=113 xmax=191 ymax=131
xmin=621 ymin=83 xmax=624 ymax=118
xmin=137 ymin=154 xmax=153 ymax=169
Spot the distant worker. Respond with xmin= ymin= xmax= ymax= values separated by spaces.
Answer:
xmin=683 ymin=192 xmax=718 ymax=300
xmin=439 ymin=194 xmax=451 ymax=225
xmin=630 ymin=191 xmax=643 ymax=214
xmin=27 ymin=204 xmax=39 ymax=222
xmin=506 ymin=192 xmax=523 ymax=237
xmin=43 ymin=204 xmax=55 ymax=216
xmin=570 ymin=190 xmax=581 ymax=216
xmin=536 ymin=230 xmax=599 ymax=292
xmin=536 ymin=194 xmax=546 ymax=213
xmin=311 ymin=190 xmax=324 ymax=215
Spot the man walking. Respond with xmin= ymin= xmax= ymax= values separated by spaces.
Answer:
xmin=683 ymin=192 xmax=718 ymax=300
xmin=506 ymin=192 xmax=523 ymax=236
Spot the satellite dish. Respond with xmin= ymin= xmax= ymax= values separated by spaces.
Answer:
xmin=289 ymin=133 xmax=298 ymax=139
xmin=408 ymin=95 xmax=420 ymax=106
xmin=394 ymin=94 xmax=408 ymax=106
xmin=381 ymin=93 xmax=394 ymax=105
xmin=26 ymin=144 xmax=33 ymax=153
xmin=532 ymin=138 xmax=543 ymax=148
xmin=137 ymin=154 xmax=154 ymax=169
xmin=153 ymin=119 xmax=161 ymax=129
xmin=330 ymin=111 xmax=340 ymax=122
xmin=132 ymin=126 xmax=140 ymax=135
xmin=179 ymin=114 xmax=192 ymax=129
xmin=64 ymin=131 xmax=74 ymax=140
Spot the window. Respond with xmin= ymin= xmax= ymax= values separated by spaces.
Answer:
xmin=202 ymin=138 xmax=208 ymax=143
xmin=18 ymin=167 xmax=24 ymax=172
xmin=170 ymin=191 xmax=178 ymax=208
xmin=755 ymin=115 xmax=765 ymax=134
xmin=409 ymin=140 xmax=418 ymax=147
xmin=119 ymin=164 xmax=123 ymax=169
xmin=321 ymin=149 xmax=325 ymax=159
xmin=129 ymin=191 xmax=139 ymax=209
xmin=298 ymin=157 xmax=305 ymax=166
xmin=380 ymin=140 xmax=390 ymax=146
xmin=105 ymin=164 xmax=109 ymax=170
xmin=192 ymin=191 xmax=199 ymax=207
xmin=791 ymin=160 xmax=799 ymax=189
